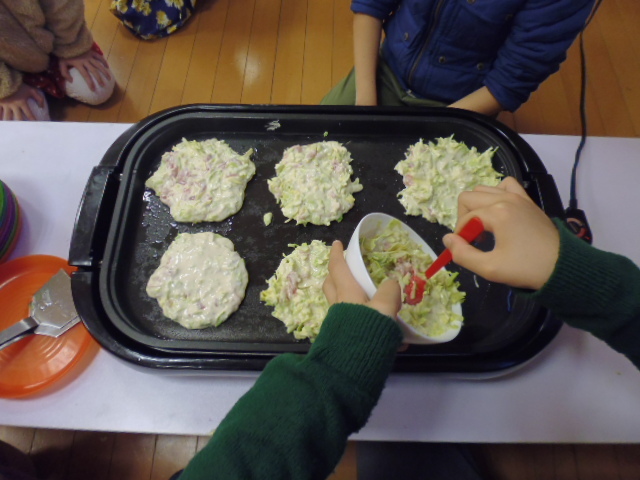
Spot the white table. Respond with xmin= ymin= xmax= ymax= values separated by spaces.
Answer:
xmin=1 ymin=122 xmax=639 ymax=443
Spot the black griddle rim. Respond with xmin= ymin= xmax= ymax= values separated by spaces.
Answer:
xmin=72 ymin=270 xmax=563 ymax=373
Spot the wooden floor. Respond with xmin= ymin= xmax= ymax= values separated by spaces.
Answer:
xmin=4 ymin=0 xmax=640 ymax=478
xmin=2 ymin=426 xmax=640 ymax=480
xmin=50 ymin=0 xmax=640 ymax=138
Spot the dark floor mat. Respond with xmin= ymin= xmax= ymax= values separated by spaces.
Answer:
xmin=356 ymin=442 xmax=489 ymax=480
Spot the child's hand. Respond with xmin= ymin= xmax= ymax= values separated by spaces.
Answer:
xmin=59 ymin=50 xmax=111 ymax=92
xmin=444 ymin=177 xmax=560 ymax=290
xmin=0 ymin=84 xmax=45 ymax=121
xmin=323 ymin=240 xmax=401 ymax=319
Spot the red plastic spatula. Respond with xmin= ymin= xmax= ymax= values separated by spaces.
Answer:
xmin=404 ymin=217 xmax=485 ymax=305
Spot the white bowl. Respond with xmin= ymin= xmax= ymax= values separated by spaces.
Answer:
xmin=344 ymin=212 xmax=462 ymax=344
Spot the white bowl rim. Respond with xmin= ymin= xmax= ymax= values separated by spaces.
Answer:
xmin=344 ymin=212 xmax=463 ymax=344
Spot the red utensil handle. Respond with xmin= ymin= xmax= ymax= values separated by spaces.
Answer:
xmin=458 ymin=217 xmax=485 ymax=242
xmin=425 ymin=217 xmax=484 ymax=278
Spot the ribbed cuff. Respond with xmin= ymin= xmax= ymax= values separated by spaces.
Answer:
xmin=529 ymin=219 xmax=621 ymax=315
xmin=483 ymin=75 xmax=522 ymax=112
xmin=307 ymin=303 xmax=403 ymax=395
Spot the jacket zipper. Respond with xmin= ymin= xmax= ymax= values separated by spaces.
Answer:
xmin=408 ymin=0 xmax=446 ymax=87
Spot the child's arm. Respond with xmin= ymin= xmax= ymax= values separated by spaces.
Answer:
xmin=448 ymin=86 xmax=504 ymax=117
xmin=483 ymin=0 xmax=595 ymax=112
xmin=530 ymin=219 xmax=640 ymax=368
xmin=353 ymin=13 xmax=383 ymax=106
xmin=445 ymin=177 xmax=640 ymax=368
xmin=179 ymin=243 xmax=402 ymax=480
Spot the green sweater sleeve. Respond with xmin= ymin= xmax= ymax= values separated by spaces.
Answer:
xmin=528 ymin=219 xmax=640 ymax=368
xmin=179 ymin=303 xmax=403 ymax=480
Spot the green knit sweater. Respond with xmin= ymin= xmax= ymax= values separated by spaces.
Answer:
xmin=179 ymin=303 xmax=403 ymax=480
xmin=529 ymin=220 xmax=640 ymax=369
xmin=180 ymin=221 xmax=640 ymax=480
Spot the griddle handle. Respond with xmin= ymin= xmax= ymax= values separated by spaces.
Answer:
xmin=69 ymin=166 xmax=119 ymax=268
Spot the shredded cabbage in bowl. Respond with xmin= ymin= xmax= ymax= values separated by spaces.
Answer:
xmin=362 ymin=220 xmax=465 ymax=338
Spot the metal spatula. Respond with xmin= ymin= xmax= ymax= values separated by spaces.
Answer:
xmin=0 ymin=269 xmax=79 ymax=351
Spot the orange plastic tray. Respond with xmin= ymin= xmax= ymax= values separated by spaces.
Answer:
xmin=0 ymin=255 xmax=98 ymax=398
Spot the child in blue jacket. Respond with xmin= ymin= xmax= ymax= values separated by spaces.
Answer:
xmin=322 ymin=0 xmax=596 ymax=116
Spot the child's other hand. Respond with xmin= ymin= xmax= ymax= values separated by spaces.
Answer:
xmin=59 ymin=50 xmax=111 ymax=92
xmin=323 ymin=240 xmax=401 ymax=319
xmin=0 ymin=84 xmax=45 ymax=120
xmin=444 ymin=177 xmax=560 ymax=290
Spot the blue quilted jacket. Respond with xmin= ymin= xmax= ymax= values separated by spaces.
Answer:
xmin=352 ymin=0 xmax=595 ymax=111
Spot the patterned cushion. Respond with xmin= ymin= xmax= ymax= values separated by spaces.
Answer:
xmin=110 ymin=0 xmax=198 ymax=40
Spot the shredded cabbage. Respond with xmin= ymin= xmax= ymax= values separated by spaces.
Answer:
xmin=395 ymin=136 xmax=501 ymax=230
xmin=362 ymin=220 xmax=465 ymax=338
xmin=260 ymin=240 xmax=331 ymax=341
xmin=146 ymin=138 xmax=255 ymax=223
xmin=268 ymin=141 xmax=363 ymax=226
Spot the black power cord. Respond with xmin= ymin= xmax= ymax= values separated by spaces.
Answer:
xmin=564 ymin=0 xmax=604 ymax=244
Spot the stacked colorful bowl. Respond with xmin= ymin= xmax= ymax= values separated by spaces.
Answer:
xmin=0 ymin=180 xmax=22 ymax=263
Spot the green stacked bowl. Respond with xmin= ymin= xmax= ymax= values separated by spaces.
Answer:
xmin=0 ymin=180 xmax=22 ymax=263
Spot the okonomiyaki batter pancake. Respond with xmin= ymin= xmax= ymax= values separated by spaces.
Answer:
xmin=267 ymin=141 xmax=363 ymax=226
xmin=146 ymin=232 xmax=248 ymax=329
xmin=260 ymin=240 xmax=331 ymax=341
xmin=395 ymin=136 xmax=502 ymax=230
xmin=146 ymin=138 xmax=255 ymax=223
